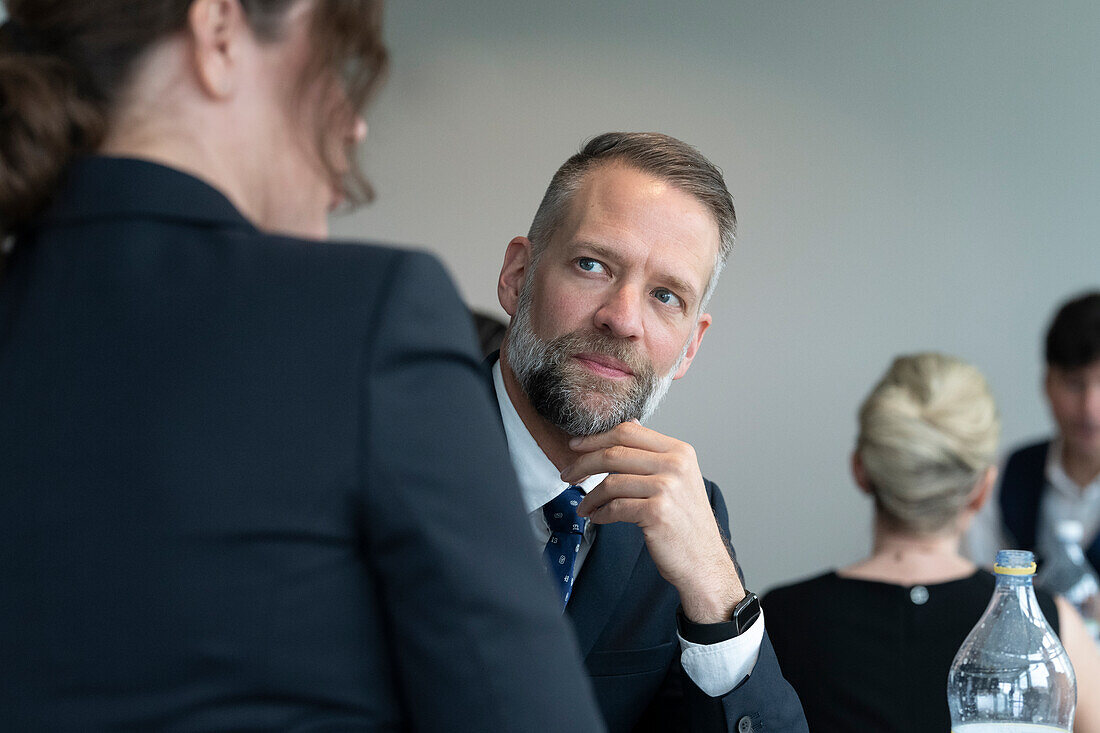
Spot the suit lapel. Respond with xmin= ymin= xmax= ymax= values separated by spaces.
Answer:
xmin=484 ymin=353 xmax=648 ymax=656
xmin=566 ymin=520 xmax=645 ymax=658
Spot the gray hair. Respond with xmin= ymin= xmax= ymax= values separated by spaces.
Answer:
xmin=856 ymin=352 xmax=1001 ymax=535
xmin=526 ymin=132 xmax=736 ymax=309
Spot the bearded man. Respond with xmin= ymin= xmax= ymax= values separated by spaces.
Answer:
xmin=490 ymin=132 xmax=808 ymax=733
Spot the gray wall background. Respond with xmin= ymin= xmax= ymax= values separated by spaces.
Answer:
xmin=335 ymin=2 xmax=1099 ymax=592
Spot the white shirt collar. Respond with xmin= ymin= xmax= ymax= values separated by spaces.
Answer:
xmin=1045 ymin=438 xmax=1100 ymax=498
xmin=492 ymin=360 xmax=607 ymax=514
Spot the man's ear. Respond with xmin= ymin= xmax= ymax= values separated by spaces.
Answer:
xmin=498 ymin=236 xmax=533 ymax=317
xmin=188 ymin=0 xmax=249 ymax=99
xmin=671 ymin=313 xmax=711 ymax=380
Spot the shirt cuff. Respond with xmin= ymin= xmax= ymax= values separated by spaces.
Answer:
xmin=677 ymin=609 xmax=765 ymax=698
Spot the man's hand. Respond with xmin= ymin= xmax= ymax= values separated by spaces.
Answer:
xmin=561 ymin=421 xmax=744 ymax=625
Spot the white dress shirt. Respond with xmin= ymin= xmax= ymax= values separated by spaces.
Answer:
xmin=492 ymin=361 xmax=762 ymax=697
xmin=965 ymin=439 xmax=1100 ymax=565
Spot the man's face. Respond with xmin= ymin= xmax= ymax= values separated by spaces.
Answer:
xmin=1045 ymin=359 xmax=1100 ymax=460
xmin=499 ymin=164 xmax=718 ymax=436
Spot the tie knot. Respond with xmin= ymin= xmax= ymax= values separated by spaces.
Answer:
xmin=544 ymin=486 xmax=586 ymax=535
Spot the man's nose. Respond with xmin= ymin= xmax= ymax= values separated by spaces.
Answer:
xmin=593 ymin=285 xmax=643 ymax=340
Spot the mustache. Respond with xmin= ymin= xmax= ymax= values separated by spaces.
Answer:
xmin=546 ymin=331 xmax=653 ymax=378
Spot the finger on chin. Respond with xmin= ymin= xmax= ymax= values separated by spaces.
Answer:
xmin=561 ymin=448 xmax=658 ymax=484
xmin=571 ymin=422 xmax=668 ymax=452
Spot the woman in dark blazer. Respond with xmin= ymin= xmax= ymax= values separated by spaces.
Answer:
xmin=0 ymin=1 xmax=603 ymax=730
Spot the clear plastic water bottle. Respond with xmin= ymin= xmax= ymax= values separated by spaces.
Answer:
xmin=1037 ymin=519 xmax=1100 ymax=643
xmin=947 ymin=550 xmax=1077 ymax=732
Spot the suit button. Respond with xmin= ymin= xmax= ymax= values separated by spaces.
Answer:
xmin=737 ymin=716 xmax=754 ymax=733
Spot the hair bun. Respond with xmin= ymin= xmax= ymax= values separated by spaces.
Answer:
xmin=856 ymin=352 xmax=1000 ymax=534
xmin=0 ymin=41 xmax=105 ymax=233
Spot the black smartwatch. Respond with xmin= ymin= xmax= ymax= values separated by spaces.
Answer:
xmin=676 ymin=592 xmax=761 ymax=645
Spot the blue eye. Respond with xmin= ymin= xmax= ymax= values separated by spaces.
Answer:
xmin=653 ymin=288 xmax=682 ymax=308
xmin=577 ymin=257 xmax=605 ymax=274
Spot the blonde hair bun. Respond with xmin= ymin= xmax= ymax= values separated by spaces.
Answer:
xmin=856 ymin=352 xmax=1000 ymax=534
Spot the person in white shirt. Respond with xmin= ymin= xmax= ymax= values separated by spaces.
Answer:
xmin=489 ymin=132 xmax=807 ymax=732
xmin=966 ymin=291 xmax=1100 ymax=572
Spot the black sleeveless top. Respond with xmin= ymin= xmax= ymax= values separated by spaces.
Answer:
xmin=763 ymin=569 xmax=1060 ymax=733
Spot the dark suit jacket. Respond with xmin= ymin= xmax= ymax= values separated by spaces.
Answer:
xmin=488 ymin=356 xmax=807 ymax=732
xmin=999 ymin=439 xmax=1100 ymax=572
xmin=0 ymin=157 xmax=604 ymax=731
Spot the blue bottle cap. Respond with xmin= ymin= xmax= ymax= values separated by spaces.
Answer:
xmin=993 ymin=549 xmax=1036 ymax=575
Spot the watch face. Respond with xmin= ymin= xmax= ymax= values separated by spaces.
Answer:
xmin=733 ymin=592 xmax=761 ymax=634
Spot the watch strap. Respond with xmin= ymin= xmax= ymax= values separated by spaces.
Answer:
xmin=676 ymin=592 xmax=761 ymax=645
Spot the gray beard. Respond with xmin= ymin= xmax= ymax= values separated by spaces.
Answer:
xmin=505 ymin=282 xmax=686 ymax=436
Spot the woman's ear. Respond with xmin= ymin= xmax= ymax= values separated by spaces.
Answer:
xmin=188 ymin=0 xmax=250 ymax=99
xmin=966 ymin=465 xmax=997 ymax=513
xmin=851 ymin=451 xmax=873 ymax=495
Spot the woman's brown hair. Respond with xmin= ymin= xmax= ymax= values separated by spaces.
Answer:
xmin=0 ymin=0 xmax=387 ymax=242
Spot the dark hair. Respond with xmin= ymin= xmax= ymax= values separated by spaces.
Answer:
xmin=527 ymin=132 xmax=736 ymax=307
xmin=0 ymin=0 xmax=387 ymax=240
xmin=1045 ymin=290 xmax=1100 ymax=369
xmin=470 ymin=309 xmax=508 ymax=358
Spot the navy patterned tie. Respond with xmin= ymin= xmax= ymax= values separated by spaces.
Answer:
xmin=543 ymin=486 xmax=587 ymax=610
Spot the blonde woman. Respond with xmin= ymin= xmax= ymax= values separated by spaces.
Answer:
xmin=764 ymin=353 xmax=1100 ymax=733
